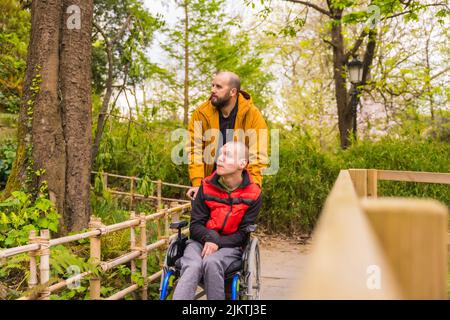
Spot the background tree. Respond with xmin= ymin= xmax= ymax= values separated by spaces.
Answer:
xmin=91 ymin=0 xmax=163 ymax=165
xmin=0 ymin=0 xmax=30 ymax=114
xmin=161 ymin=0 xmax=274 ymax=125
xmin=283 ymin=0 xmax=448 ymax=148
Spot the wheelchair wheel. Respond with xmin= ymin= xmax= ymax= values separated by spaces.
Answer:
xmin=243 ymin=237 xmax=261 ymax=300
xmin=160 ymin=269 xmax=176 ymax=300
xmin=230 ymin=274 xmax=240 ymax=300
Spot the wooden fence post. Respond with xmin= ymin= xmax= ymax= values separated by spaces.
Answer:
xmin=139 ymin=213 xmax=148 ymax=300
xmin=89 ymin=217 xmax=103 ymax=300
xmin=367 ymin=169 xmax=378 ymax=198
xmin=28 ymin=230 xmax=38 ymax=290
xmin=103 ymin=173 xmax=108 ymax=190
xmin=157 ymin=180 xmax=162 ymax=209
xmin=38 ymin=229 xmax=50 ymax=300
xmin=130 ymin=177 xmax=135 ymax=211
xmin=164 ymin=208 xmax=169 ymax=237
xmin=348 ymin=169 xmax=368 ymax=197
xmin=130 ymin=211 xmax=136 ymax=277
xmin=170 ymin=202 xmax=180 ymax=236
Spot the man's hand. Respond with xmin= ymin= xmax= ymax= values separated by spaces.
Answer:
xmin=202 ymin=242 xmax=218 ymax=258
xmin=186 ymin=186 xmax=199 ymax=200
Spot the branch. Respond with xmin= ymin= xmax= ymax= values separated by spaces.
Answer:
xmin=111 ymin=15 xmax=133 ymax=46
xmin=92 ymin=21 xmax=110 ymax=47
xmin=383 ymin=3 xmax=449 ymax=21
xmin=93 ymin=15 xmax=132 ymax=47
xmin=345 ymin=29 xmax=369 ymax=61
xmin=284 ymin=0 xmax=332 ymax=17
xmin=322 ymin=38 xmax=336 ymax=48
xmin=430 ymin=66 xmax=450 ymax=81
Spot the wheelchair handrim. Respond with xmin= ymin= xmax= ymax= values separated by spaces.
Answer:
xmin=160 ymin=270 xmax=175 ymax=300
xmin=231 ymin=275 xmax=240 ymax=300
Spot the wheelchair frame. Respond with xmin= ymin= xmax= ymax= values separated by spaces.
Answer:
xmin=159 ymin=223 xmax=261 ymax=300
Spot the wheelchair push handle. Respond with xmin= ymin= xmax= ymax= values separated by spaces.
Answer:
xmin=169 ymin=220 xmax=188 ymax=230
xmin=170 ymin=220 xmax=188 ymax=240
xmin=245 ymin=224 xmax=257 ymax=233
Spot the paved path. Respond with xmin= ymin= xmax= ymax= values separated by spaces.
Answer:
xmin=195 ymin=235 xmax=311 ymax=300
xmin=258 ymin=236 xmax=310 ymax=299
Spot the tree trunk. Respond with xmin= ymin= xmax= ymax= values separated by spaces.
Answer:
xmin=361 ymin=30 xmax=377 ymax=86
xmin=60 ymin=0 xmax=93 ymax=231
xmin=330 ymin=14 xmax=352 ymax=149
xmin=4 ymin=0 xmax=94 ymax=234
xmin=424 ymin=27 xmax=434 ymax=122
xmin=4 ymin=0 xmax=66 ymax=213
xmin=31 ymin=0 xmax=66 ymax=222
xmin=91 ymin=41 xmax=113 ymax=166
xmin=183 ymin=0 xmax=190 ymax=126
xmin=91 ymin=16 xmax=131 ymax=165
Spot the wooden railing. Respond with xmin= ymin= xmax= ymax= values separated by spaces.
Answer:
xmin=91 ymin=171 xmax=191 ymax=209
xmin=292 ymin=169 xmax=449 ymax=299
xmin=0 ymin=174 xmax=192 ymax=300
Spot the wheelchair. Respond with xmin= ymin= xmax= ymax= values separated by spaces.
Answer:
xmin=159 ymin=220 xmax=261 ymax=300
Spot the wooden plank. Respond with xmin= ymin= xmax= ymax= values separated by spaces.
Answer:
xmin=39 ymin=230 xmax=51 ymax=300
xmin=105 ymin=270 xmax=163 ymax=300
xmin=49 ymin=230 xmax=100 ymax=247
xmin=367 ymin=169 xmax=378 ymax=198
xmin=48 ymin=271 xmax=92 ymax=293
xmin=101 ymin=251 xmax=142 ymax=272
xmin=106 ymin=284 xmax=139 ymax=300
xmin=377 ymin=170 xmax=450 ymax=184
xmin=348 ymin=169 xmax=368 ymax=197
xmin=139 ymin=213 xmax=148 ymax=300
xmin=130 ymin=211 xmax=137 ymax=290
xmin=0 ymin=243 xmax=40 ymax=259
xmin=91 ymin=171 xmax=191 ymax=189
xmin=28 ymin=230 xmax=38 ymax=289
xmin=291 ymin=170 xmax=402 ymax=299
xmin=362 ymin=198 xmax=448 ymax=299
xmin=108 ymin=189 xmax=190 ymax=203
xmin=89 ymin=217 xmax=103 ymax=300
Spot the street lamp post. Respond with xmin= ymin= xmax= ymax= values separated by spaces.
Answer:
xmin=347 ymin=57 xmax=364 ymax=140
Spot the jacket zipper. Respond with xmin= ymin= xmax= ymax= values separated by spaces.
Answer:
xmin=218 ymin=191 xmax=233 ymax=234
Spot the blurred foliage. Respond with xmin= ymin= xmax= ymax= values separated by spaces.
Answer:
xmin=0 ymin=140 xmax=16 ymax=189
xmin=0 ymin=0 xmax=30 ymax=113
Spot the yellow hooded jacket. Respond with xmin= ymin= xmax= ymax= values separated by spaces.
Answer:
xmin=187 ymin=91 xmax=268 ymax=187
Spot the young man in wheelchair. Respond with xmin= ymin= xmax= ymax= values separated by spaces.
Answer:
xmin=172 ymin=141 xmax=262 ymax=300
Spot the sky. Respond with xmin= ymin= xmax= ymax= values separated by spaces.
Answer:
xmin=116 ymin=1 xmax=449 ymax=126
xmin=116 ymin=0 xmax=281 ymax=119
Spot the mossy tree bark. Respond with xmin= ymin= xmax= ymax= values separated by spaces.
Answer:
xmin=3 ymin=0 xmax=93 ymax=234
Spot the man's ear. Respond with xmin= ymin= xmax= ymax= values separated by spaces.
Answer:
xmin=239 ymin=159 xmax=248 ymax=169
xmin=230 ymin=88 xmax=238 ymax=97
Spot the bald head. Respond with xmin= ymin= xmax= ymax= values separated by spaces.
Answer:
xmin=216 ymin=141 xmax=249 ymax=176
xmin=228 ymin=141 xmax=249 ymax=162
xmin=216 ymin=71 xmax=241 ymax=93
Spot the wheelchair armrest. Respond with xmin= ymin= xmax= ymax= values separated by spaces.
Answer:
xmin=170 ymin=220 xmax=188 ymax=230
xmin=245 ymin=224 xmax=257 ymax=233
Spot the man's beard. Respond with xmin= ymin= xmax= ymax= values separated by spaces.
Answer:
xmin=211 ymin=92 xmax=231 ymax=109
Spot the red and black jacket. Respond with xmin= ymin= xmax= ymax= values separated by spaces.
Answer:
xmin=189 ymin=170 xmax=262 ymax=248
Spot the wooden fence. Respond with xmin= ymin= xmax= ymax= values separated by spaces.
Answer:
xmin=91 ymin=171 xmax=191 ymax=208
xmin=0 ymin=173 xmax=192 ymax=300
xmin=292 ymin=169 xmax=449 ymax=299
